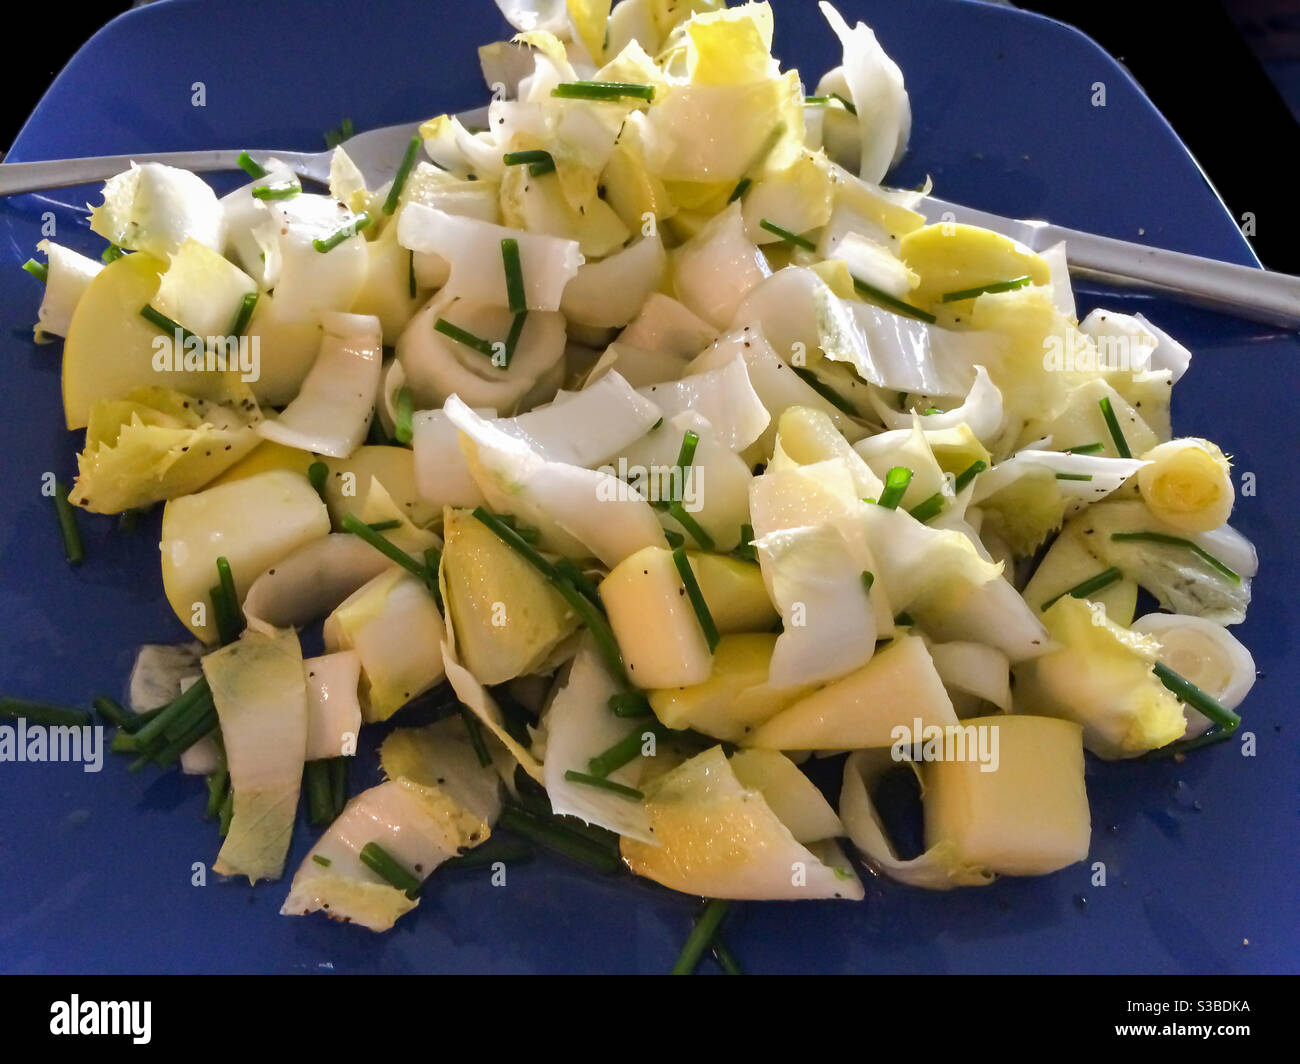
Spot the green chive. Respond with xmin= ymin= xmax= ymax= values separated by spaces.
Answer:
xmin=672 ymin=547 xmax=720 ymax=653
xmin=501 ymin=237 xmax=526 ymax=314
xmin=393 ymin=386 xmax=414 ymax=444
xmin=329 ymin=756 xmax=348 ymax=818
xmin=672 ymin=899 xmax=731 ymax=975
xmin=876 ymin=466 xmax=914 ymax=510
xmin=940 ymin=275 xmax=1033 ymax=303
xmin=1041 ymin=566 xmax=1123 ymax=611
xmin=214 ymin=557 xmax=242 ymax=645
xmin=312 ymin=211 xmax=371 ymax=253
xmin=53 ymin=480 xmax=84 ymax=565
xmin=663 ymin=501 xmax=714 ymax=551
xmin=497 ymin=805 xmax=622 ymax=874
xmin=728 ymin=177 xmax=752 ymax=203
xmin=22 ymin=258 xmax=48 ymax=283
xmin=101 ymin=244 xmax=126 ymax=264
xmin=324 ymin=117 xmax=354 ymax=149
xmin=434 ymin=317 xmax=498 ymax=360
xmin=365 ymin=520 xmax=401 ymax=532
xmin=205 ymin=761 xmax=229 ymax=821
xmin=830 ymin=92 xmax=857 ymax=115
xmin=792 ymin=366 xmax=857 ymax=415
xmin=227 ymin=291 xmax=259 ymax=337
xmin=423 ymin=547 xmax=444 ymax=611
xmin=442 ymin=837 xmax=535 ymax=870
xmin=341 ymin=513 xmax=435 ymax=584
xmin=236 ymin=151 xmax=268 ymax=179
xmin=140 ymin=305 xmax=202 ymax=348
xmin=861 ymin=571 xmax=875 ymax=593
xmin=472 ymin=508 xmax=630 ymax=685
xmin=92 ymin=695 xmax=136 ymax=731
xmin=461 ymin=708 xmax=492 ymax=768
xmin=552 ymin=81 xmax=654 ymax=102
xmin=307 ymin=461 xmax=329 ymax=496
xmin=503 ymin=149 xmax=557 ymax=177
xmin=312 ymin=854 xmax=332 ymax=867
xmin=759 ymin=219 xmax=817 ymax=251
xmin=1066 ymin=441 xmax=1105 ymax=455
xmin=359 ymin=841 xmax=422 ymax=898
xmin=1110 ymin=531 xmax=1241 ymax=584
xmin=0 ymin=697 xmax=92 ymax=727
xmin=663 ymin=529 xmax=685 ymax=549
xmin=608 ymin=691 xmax=651 ymax=718
xmin=218 ymin=787 xmax=235 ymax=837
xmin=408 ymin=249 xmax=417 ymax=298
xmin=851 ymin=276 xmax=937 ymax=323
xmin=503 ymin=310 xmax=527 ymax=366
xmin=304 ymin=760 xmax=335 ymax=827
xmin=382 ymin=136 xmax=422 ymax=215
xmin=1055 ymin=472 xmax=1093 ymax=482
xmin=563 ymin=770 xmax=644 ymax=801
xmin=908 ymin=492 xmax=945 ymax=523
xmin=588 ymin=723 xmax=666 ymax=778
xmin=1097 ymin=396 xmax=1132 ymax=458
xmin=731 ymin=524 xmax=758 ymax=563
xmin=1144 ymin=661 xmax=1241 ymax=758
xmin=251 ymin=180 xmax=301 ymax=201
xmin=713 ymin=937 xmax=744 ymax=975
xmin=952 ymin=459 xmax=987 ymax=493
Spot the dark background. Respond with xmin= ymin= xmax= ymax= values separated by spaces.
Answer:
xmin=3 ymin=0 xmax=1297 ymax=271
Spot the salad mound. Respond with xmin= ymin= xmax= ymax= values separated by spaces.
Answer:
xmin=14 ymin=0 xmax=1257 ymax=966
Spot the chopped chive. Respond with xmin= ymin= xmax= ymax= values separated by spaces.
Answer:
xmin=461 ymin=707 xmax=492 ymax=768
xmin=759 ymin=218 xmax=817 ymax=251
xmin=328 ymin=755 xmax=348 ymax=818
xmin=672 ymin=899 xmax=732 ymax=975
xmin=940 ymin=275 xmax=1033 ymax=303
xmin=1041 ymin=566 xmax=1123 ymax=611
xmin=731 ymin=524 xmax=758 ymax=564
xmin=227 ymin=291 xmax=259 ymax=337
xmin=1055 ymin=472 xmax=1094 ymax=482
xmin=727 ymin=177 xmax=752 ymax=203
xmin=250 ymin=179 xmax=301 ymax=201
xmin=553 ymin=558 xmax=602 ymax=609
xmin=304 ymin=760 xmax=335 ymax=827
xmin=498 ymin=805 xmax=621 ymax=874
xmin=503 ymin=149 xmax=556 ymax=177
xmin=205 ymin=760 xmax=228 ymax=820
xmin=952 ymin=459 xmax=987 ymax=493
xmin=0 ymin=697 xmax=92 ymax=728
xmin=236 ymin=151 xmax=268 ymax=179
xmin=792 ymin=366 xmax=857 ymax=415
xmin=503 ymin=310 xmax=528 ymax=366
xmin=1097 ymin=396 xmax=1132 ymax=458
xmin=671 ymin=430 xmax=699 ymax=500
xmin=312 ymin=854 xmax=332 ymax=867
xmin=312 ymin=211 xmax=371 ymax=253
xmin=552 ymin=81 xmax=654 ymax=102
xmin=713 ymin=937 xmax=744 ymax=975
xmin=472 ymin=508 xmax=630 ymax=685
xmin=663 ymin=529 xmax=685 ymax=549
xmin=214 ymin=556 xmax=243 ymax=645
xmin=608 ymin=691 xmax=652 ymax=717
xmin=1110 ymin=531 xmax=1241 ymax=584
xmin=860 ymin=570 xmax=875 ymax=593
xmin=563 ymin=770 xmax=644 ymax=801
xmin=1066 ymin=441 xmax=1105 ymax=455
xmin=92 ymin=695 xmax=136 ymax=730
xmin=307 ymin=461 xmax=329 ymax=496
xmin=218 ymin=786 xmax=235 ymax=837
xmin=393 ymin=385 xmax=414 ymax=444
xmin=382 ymin=136 xmax=422 ymax=215
xmin=501 ymin=238 xmax=526 ymax=314
xmin=922 ymin=406 xmax=943 ymax=416
xmin=365 ymin=520 xmax=401 ymax=532
xmin=1145 ymin=661 xmax=1241 ymax=758
xmin=876 ymin=466 xmax=914 ymax=510
xmin=101 ymin=244 xmax=126 ymax=264
xmin=663 ymin=502 xmax=715 ymax=551
xmin=830 ymin=92 xmax=857 ymax=115
xmin=341 ymin=513 xmax=435 ymax=584
xmin=140 ymin=304 xmax=202 ymax=348
xmin=442 ymin=837 xmax=535 ymax=870
xmin=588 ymin=723 xmax=666 ymax=778
xmin=324 ymin=117 xmax=354 ymax=149
xmin=672 ymin=547 xmax=720 ymax=653
xmin=851 ymin=276 xmax=936 ymax=323
xmin=908 ymin=492 xmax=945 ymax=523
xmin=359 ymin=841 xmax=422 ymax=898
xmin=497 ymin=514 xmax=540 ymax=544
xmin=434 ymin=317 xmax=498 ymax=360
xmin=408 ymin=249 xmax=417 ymax=298
xmin=22 ymin=258 xmax=48 ymax=283
xmin=53 ymin=480 xmax=84 ymax=565
xmin=423 ymin=547 xmax=444 ymax=611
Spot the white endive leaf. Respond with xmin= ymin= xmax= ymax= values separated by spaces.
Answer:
xmin=1130 ymin=613 xmax=1256 ymax=736
xmin=972 ymin=449 xmax=1149 ymax=511
xmin=618 ymin=292 xmax=718 ymax=359
xmin=755 ymin=523 xmax=877 ymax=689
xmin=128 ymin=641 xmax=204 ymax=712
xmin=928 ymin=641 xmax=1012 ymax=713
xmin=380 ymin=715 xmax=504 ymax=826
xmin=397 ymin=203 xmax=582 ymax=310
xmin=637 ymin=354 xmax=770 ymax=453
xmin=541 ymin=638 xmax=655 ymax=842
xmin=243 ymin=533 xmax=393 ymax=630
xmin=203 ymin=627 xmax=309 ymax=883
xmin=818 ymin=2 xmax=910 ymax=182
xmin=826 ymin=230 xmax=916 ymax=299
xmin=843 ymin=298 xmax=988 ymax=397
xmin=90 ymin=162 xmax=224 ymax=260
xmin=1041 ymin=240 xmax=1075 ymax=320
xmin=269 ymin=193 xmax=369 ymax=322
xmin=867 ymin=365 xmax=1005 ymax=444
xmin=672 ymin=201 xmax=771 ymax=329
xmin=840 ymin=750 xmax=994 ymax=889
xmin=494 ymin=0 xmax=572 ymax=36
xmin=412 ymin=407 xmax=493 ymax=509
xmin=256 ymin=312 xmax=383 ymax=458
xmin=152 ymin=237 xmax=257 ymax=340
xmin=561 ymin=232 xmax=667 ymax=328
xmin=303 ymin=650 xmax=363 ymax=760
xmin=34 ymin=240 xmax=102 ymax=339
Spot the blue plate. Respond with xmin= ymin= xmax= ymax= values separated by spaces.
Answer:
xmin=1 ymin=0 xmax=1295 ymax=974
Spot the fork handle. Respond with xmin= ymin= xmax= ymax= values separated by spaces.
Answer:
xmin=0 ymin=150 xmax=319 ymax=196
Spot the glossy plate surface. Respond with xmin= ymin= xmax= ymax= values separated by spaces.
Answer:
xmin=0 ymin=0 xmax=1295 ymax=973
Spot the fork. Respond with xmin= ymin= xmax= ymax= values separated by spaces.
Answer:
xmin=2 ymin=109 xmax=1296 ymax=329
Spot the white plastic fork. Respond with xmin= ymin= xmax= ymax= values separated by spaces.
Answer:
xmin=2 ymin=108 xmax=1296 ymax=329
